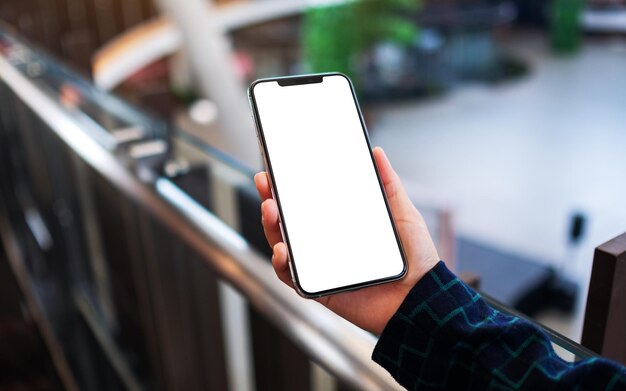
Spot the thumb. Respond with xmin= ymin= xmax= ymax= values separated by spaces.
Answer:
xmin=372 ymin=147 xmax=419 ymax=223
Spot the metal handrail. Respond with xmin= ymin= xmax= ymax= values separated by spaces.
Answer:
xmin=0 ymin=50 xmax=401 ymax=390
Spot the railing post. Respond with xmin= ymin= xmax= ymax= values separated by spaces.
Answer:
xmin=582 ymin=232 xmax=626 ymax=365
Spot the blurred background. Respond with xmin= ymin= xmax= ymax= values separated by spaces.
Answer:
xmin=1 ymin=0 xmax=625 ymax=390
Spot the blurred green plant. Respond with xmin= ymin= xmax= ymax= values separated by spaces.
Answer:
xmin=303 ymin=0 xmax=420 ymax=90
xmin=550 ymin=0 xmax=584 ymax=54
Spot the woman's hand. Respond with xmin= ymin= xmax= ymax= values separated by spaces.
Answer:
xmin=254 ymin=147 xmax=439 ymax=335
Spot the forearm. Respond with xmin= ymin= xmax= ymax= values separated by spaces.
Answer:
xmin=372 ymin=262 xmax=626 ymax=390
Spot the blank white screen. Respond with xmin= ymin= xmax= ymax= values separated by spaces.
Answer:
xmin=253 ymin=75 xmax=405 ymax=294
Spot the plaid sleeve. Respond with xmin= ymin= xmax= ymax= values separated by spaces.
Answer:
xmin=373 ymin=261 xmax=626 ymax=390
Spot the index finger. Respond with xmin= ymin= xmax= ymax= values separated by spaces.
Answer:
xmin=254 ymin=172 xmax=273 ymax=201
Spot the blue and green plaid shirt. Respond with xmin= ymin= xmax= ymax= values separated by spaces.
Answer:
xmin=373 ymin=261 xmax=626 ymax=390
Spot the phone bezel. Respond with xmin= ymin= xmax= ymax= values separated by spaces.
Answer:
xmin=248 ymin=72 xmax=408 ymax=298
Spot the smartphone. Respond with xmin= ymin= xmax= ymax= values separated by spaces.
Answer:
xmin=248 ymin=73 xmax=407 ymax=297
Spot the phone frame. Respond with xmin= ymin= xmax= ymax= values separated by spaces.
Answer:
xmin=248 ymin=72 xmax=407 ymax=298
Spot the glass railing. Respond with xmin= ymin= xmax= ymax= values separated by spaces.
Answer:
xmin=0 ymin=24 xmax=598 ymax=391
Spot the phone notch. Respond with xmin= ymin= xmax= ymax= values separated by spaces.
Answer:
xmin=277 ymin=75 xmax=323 ymax=87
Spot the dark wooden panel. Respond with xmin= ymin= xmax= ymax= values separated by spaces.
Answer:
xmin=14 ymin=99 xmax=56 ymax=210
xmin=118 ymin=197 xmax=167 ymax=391
xmin=140 ymin=0 xmax=157 ymax=20
xmin=236 ymin=183 xmax=272 ymax=259
xmin=90 ymin=0 xmax=120 ymax=45
xmin=36 ymin=0 xmax=63 ymax=56
xmin=249 ymin=306 xmax=311 ymax=391
xmin=137 ymin=212 xmax=229 ymax=391
xmin=582 ymin=232 xmax=626 ymax=365
xmin=169 ymin=166 xmax=214 ymax=212
xmin=0 ymin=0 xmax=156 ymax=73
xmin=137 ymin=212 xmax=191 ymax=390
xmin=90 ymin=174 xmax=159 ymax=388
xmin=188 ymin=254 xmax=229 ymax=391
